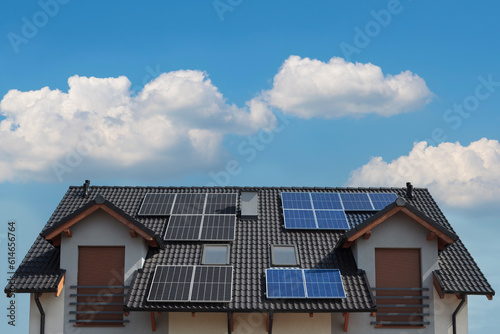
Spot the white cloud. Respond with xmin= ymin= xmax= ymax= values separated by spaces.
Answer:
xmin=262 ymin=56 xmax=433 ymax=119
xmin=0 ymin=71 xmax=276 ymax=182
xmin=348 ymin=138 xmax=500 ymax=208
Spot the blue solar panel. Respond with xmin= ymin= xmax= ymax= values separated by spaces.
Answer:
xmin=304 ymin=269 xmax=346 ymax=298
xmin=315 ymin=210 xmax=349 ymax=229
xmin=266 ymin=268 xmax=346 ymax=299
xmin=266 ymin=269 xmax=306 ymax=298
xmin=281 ymin=192 xmax=312 ymax=210
xmin=311 ymin=193 xmax=343 ymax=210
xmin=369 ymin=193 xmax=398 ymax=210
xmin=340 ymin=193 xmax=374 ymax=211
xmin=283 ymin=209 xmax=317 ymax=229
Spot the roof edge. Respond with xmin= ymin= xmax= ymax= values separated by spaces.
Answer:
xmin=41 ymin=195 xmax=163 ymax=248
xmin=340 ymin=198 xmax=458 ymax=248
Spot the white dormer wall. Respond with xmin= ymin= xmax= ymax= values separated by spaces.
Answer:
xmin=57 ymin=209 xmax=151 ymax=334
xmin=353 ymin=212 xmax=439 ymax=290
xmin=344 ymin=211 xmax=468 ymax=334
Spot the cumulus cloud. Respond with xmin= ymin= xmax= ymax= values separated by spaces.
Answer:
xmin=0 ymin=71 xmax=276 ymax=182
xmin=262 ymin=56 xmax=433 ymax=119
xmin=348 ymin=138 xmax=500 ymax=208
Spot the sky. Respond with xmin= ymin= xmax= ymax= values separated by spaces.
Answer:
xmin=0 ymin=0 xmax=499 ymax=333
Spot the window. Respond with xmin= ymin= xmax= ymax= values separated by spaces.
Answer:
xmin=202 ymin=245 xmax=230 ymax=265
xmin=374 ymin=248 xmax=425 ymax=328
xmin=271 ymin=245 xmax=299 ymax=266
xmin=76 ymin=246 xmax=125 ymax=327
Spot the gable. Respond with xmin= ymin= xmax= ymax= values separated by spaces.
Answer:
xmin=340 ymin=198 xmax=457 ymax=250
xmin=41 ymin=195 xmax=161 ymax=247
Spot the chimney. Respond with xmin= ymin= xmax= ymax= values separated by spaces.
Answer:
xmin=83 ymin=180 xmax=90 ymax=198
xmin=406 ymin=182 xmax=413 ymax=200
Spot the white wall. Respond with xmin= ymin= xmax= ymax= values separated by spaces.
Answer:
xmin=351 ymin=212 xmax=439 ymax=334
xmin=350 ymin=211 xmax=468 ymax=334
xmin=45 ymin=209 xmax=152 ymax=334
xmin=29 ymin=289 xmax=65 ymax=334
xmin=434 ymin=294 xmax=468 ymax=334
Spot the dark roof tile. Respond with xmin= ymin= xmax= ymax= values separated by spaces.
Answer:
xmin=5 ymin=186 xmax=494 ymax=309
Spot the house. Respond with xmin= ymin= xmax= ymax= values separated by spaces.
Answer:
xmin=5 ymin=182 xmax=495 ymax=334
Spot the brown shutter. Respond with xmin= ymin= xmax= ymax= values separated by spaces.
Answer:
xmin=375 ymin=248 xmax=422 ymax=325
xmin=77 ymin=246 xmax=125 ymax=326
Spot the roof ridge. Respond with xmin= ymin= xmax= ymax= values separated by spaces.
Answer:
xmin=68 ymin=185 xmax=429 ymax=190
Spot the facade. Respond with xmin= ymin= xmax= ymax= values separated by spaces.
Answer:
xmin=5 ymin=183 xmax=495 ymax=334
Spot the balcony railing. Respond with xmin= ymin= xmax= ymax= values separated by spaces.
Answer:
xmin=69 ymin=285 xmax=129 ymax=326
xmin=370 ymin=287 xmax=430 ymax=327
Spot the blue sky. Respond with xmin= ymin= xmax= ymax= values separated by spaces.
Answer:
xmin=1 ymin=0 xmax=499 ymax=332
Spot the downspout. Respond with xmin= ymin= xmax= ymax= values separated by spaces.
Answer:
xmin=34 ymin=292 xmax=45 ymax=334
xmin=452 ymin=294 xmax=466 ymax=334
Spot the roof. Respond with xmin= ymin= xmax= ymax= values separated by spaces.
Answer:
xmin=41 ymin=194 xmax=163 ymax=248
xmin=338 ymin=198 xmax=458 ymax=248
xmin=5 ymin=185 xmax=495 ymax=311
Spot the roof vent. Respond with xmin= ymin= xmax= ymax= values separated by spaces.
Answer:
xmin=240 ymin=191 xmax=258 ymax=219
xmin=94 ymin=194 xmax=105 ymax=204
xmin=82 ymin=180 xmax=90 ymax=198
xmin=406 ymin=182 xmax=413 ymax=200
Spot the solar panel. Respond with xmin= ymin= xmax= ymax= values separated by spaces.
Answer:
xmin=266 ymin=268 xmax=307 ymax=298
xmin=283 ymin=209 xmax=317 ymax=229
xmin=340 ymin=193 xmax=374 ymax=211
xmin=265 ymin=268 xmax=346 ymax=299
xmin=303 ymin=269 xmax=346 ymax=298
xmin=171 ymin=193 xmax=206 ymax=215
xmin=315 ymin=210 xmax=349 ymax=229
xmin=205 ymin=194 xmax=237 ymax=215
xmin=200 ymin=215 xmax=235 ymax=241
xmin=164 ymin=215 xmax=203 ymax=240
xmin=369 ymin=193 xmax=398 ymax=210
xmin=138 ymin=193 xmax=176 ymax=216
xmin=311 ymin=193 xmax=343 ymax=210
xmin=147 ymin=266 xmax=233 ymax=303
xmin=190 ymin=266 xmax=233 ymax=302
xmin=281 ymin=192 xmax=313 ymax=210
xmin=147 ymin=265 xmax=194 ymax=302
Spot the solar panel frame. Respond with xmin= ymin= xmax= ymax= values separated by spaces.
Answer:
xmin=281 ymin=192 xmax=313 ymax=210
xmin=339 ymin=193 xmax=374 ymax=211
xmin=315 ymin=210 xmax=349 ymax=230
xmin=147 ymin=265 xmax=195 ymax=302
xmin=200 ymin=215 xmax=236 ymax=241
xmin=205 ymin=193 xmax=237 ymax=215
xmin=283 ymin=209 xmax=317 ymax=229
xmin=164 ymin=215 xmax=204 ymax=240
xmin=171 ymin=193 xmax=207 ymax=215
xmin=138 ymin=193 xmax=177 ymax=216
xmin=311 ymin=193 xmax=344 ymax=210
xmin=190 ymin=266 xmax=233 ymax=302
xmin=266 ymin=268 xmax=307 ymax=299
xmin=303 ymin=269 xmax=346 ymax=299
xmin=368 ymin=193 xmax=398 ymax=210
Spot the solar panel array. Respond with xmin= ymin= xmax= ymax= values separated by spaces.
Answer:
xmin=138 ymin=193 xmax=237 ymax=216
xmin=266 ymin=268 xmax=346 ymax=299
xmin=281 ymin=192 xmax=397 ymax=230
xmin=148 ymin=265 xmax=233 ymax=303
xmin=137 ymin=193 xmax=238 ymax=241
xmin=138 ymin=193 xmax=176 ymax=216
xmin=164 ymin=215 xmax=236 ymax=241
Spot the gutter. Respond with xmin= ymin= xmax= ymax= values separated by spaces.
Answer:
xmin=34 ymin=292 xmax=45 ymax=334
xmin=452 ymin=294 xmax=466 ymax=334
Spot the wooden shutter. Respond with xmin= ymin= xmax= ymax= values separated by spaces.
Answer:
xmin=77 ymin=246 xmax=125 ymax=326
xmin=375 ymin=248 xmax=422 ymax=325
